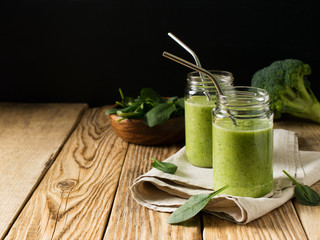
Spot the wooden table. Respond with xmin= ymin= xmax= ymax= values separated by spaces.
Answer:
xmin=0 ymin=103 xmax=319 ymax=240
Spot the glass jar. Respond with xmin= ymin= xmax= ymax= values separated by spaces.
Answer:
xmin=185 ymin=70 xmax=233 ymax=167
xmin=212 ymin=86 xmax=273 ymax=197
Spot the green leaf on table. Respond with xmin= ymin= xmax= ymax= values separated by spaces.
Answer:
xmin=143 ymin=103 xmax=176 ymax=127
xmin=168 ymin=185 xmax=229 ymax=224
xmin=151 ymin=158 xmax=177 ymax=174
xmin=283 ymin=170 xmax=320 ymax=206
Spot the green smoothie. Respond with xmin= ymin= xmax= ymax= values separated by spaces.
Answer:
xmin=212 ymin=119 xmax=273 ymax=197
xmin=185 ymin=96 xmax=215 ymax=167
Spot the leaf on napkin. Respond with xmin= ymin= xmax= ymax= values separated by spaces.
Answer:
xmin=283 ymin=170 xmax=320 ymax=206
xmin=168 ymin=185 xmax=229 ymax=224
xmin=151 ymin=158 xmax=177 ymax=174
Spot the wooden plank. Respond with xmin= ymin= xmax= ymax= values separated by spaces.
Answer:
xmin=5 ymin=107 xmax=129 ymax=240
xmin=293 ymin=182 xmax=320 ymax=240
xmin=202 ymin=201 xmax=307 ymax=240
xmin=275 ymin=120 xmax=320 ymax=240
xmin=0 ymin=103 xmax=87 ymax=240
xmin=274 ymin=119 xmax=320 ymax=151
xmin=104 ymin=144 xmax=202 ymax=240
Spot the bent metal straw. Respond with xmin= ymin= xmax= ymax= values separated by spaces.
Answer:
xmin=162 ymin=51 xmax=237 ymax=125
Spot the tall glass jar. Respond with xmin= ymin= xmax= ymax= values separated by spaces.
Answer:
xmin=185 ymin=70 xmax=233 ymax=167
xmin=212 ymin=86 xmax=273 ymax=197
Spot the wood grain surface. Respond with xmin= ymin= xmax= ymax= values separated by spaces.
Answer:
xmin=104 ymin=143 xmax=202 ymax=240
xmin=274 ymin=119 xmax=320 ymax=240
xmin=273 ymin=118 xmax=320 ymax=151
xmin=0 ymin=103 xmax=87 ymax=240
xmin=5 ymin=107 xmax=128 ymax=239
xmin=2 ymin=105 xmax=320 ymax=240
xmin=202 ymin=201 xmax=307 ymax=240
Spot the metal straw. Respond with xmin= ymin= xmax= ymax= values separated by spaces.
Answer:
xmin=167 ymin=32 xmax=211 ymax=100
xmin=168 ymin=32 xmax=203 ymax=68
xmin=162 ymin=51 xmax=237 ymax=125
xmin=162 ymin=51 xmax=224 ymax=95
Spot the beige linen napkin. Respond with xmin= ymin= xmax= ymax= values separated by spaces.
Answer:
xmin=130 ymin=129 xmax=320 ymax=224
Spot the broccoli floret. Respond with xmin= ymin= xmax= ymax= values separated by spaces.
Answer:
xmin=251 ymin=59 xmax=320 ymax=123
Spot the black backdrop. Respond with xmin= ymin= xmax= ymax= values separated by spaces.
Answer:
xmin=1 ymin=0 xmax=319 ymax=106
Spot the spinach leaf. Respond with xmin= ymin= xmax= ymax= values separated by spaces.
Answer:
xmin=140 ymin=88 xmax=163 ymax=103
xmin=115 ymin=102 xmax=143 ymax=114
xmin=175 ymin=98 xmax=185 ymax=109
xmin=113 ymin=102 xmax=145 ymax=120
xmin=166 ymin=96 xmax=178 ymax=103
xmin=168 ymin=185 xmax=229 ymax=224
xmin=283 ymin=170 xmax=320 ymax=206
xmin=295 ymin=186 xmax=320 ymax=206
xmin=143 ymin=103 xmax=176 ymax=127
xmin=116 ymin=111 xmax=141 ymax=119
xmin=122 ymin=96 xmax=135 ymax=106
xmin=105 ymin=108 xmax=118 ymax=115
xmin=151 ymin=158 xmax=177 ymax=174
xmin=106 ymin=88 xmax=184 ymax=127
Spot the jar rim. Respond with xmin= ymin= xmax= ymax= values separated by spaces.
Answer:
xmin=220 ymin=86 xmax=269 ymax=92
xmin=186 ymin=70 xmax=234 ymax=88
xmin=187 ymin=70 xmax=233 ymax=78
xmin=216 ymin=86 xmax=270 ymax=108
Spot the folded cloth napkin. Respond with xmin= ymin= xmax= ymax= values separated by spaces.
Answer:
xmin=130 ymin=129 xmax=320 ymax=224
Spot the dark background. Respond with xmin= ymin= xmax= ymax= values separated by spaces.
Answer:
xmin=1 ymin=0 xmax=319 ymax=107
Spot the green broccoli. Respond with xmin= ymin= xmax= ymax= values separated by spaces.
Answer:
xmin=251 ymin=59 xmax=320 ymax=123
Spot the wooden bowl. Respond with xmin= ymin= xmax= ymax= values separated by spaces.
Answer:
xmin=109 ymin=114 xmax=185 ymax=145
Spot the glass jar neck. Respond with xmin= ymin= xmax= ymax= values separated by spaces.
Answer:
xmin=186 ymin=70 xmax=233 ymax=94
xmin=216 ymin=86 xmax=272 ymax=119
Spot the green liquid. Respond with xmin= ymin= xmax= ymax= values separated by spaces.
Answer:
xmin=212 ymin=120 xmax=273 ymax=197
xmin=185 ymin=96 xmax=215 ymax=167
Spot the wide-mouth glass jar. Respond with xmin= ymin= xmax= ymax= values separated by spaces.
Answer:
xmin=212 ymin=86 xmax=273 ymax=197
xmin=184 ymin=70 xmax=233 ymax=167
